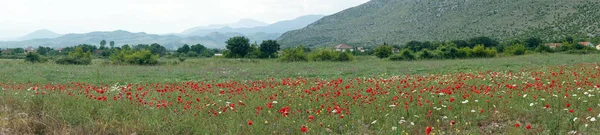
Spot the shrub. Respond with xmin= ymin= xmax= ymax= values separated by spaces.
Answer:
xmin=279 ymin=46 xmax=308 ymax=62
xmin=24 ymin=52 xmax=47 ymax=63
xmin=374 ymin=45 xmax=393 ymax=59
xmin=335 ymin=51 xmax=355 ymax=61
xmin=504 ymin=44 xmax=526 ymax=56
xmin=535 ymin=44 xmax=554 ymax=53
xmin=390 ymin=49 xmax=415 ymax=61
xmin=308 ymin=49 xmax=338 ymax=61
xmin=56 ymin=47 xmax=92 ymax=65
xmin=471 ymin=44 xmax=496 ymax=58
xmin=110 ymin=49 xmax=159 ymax=65
xmin=417 ymin=49 xmax=435 ymax=59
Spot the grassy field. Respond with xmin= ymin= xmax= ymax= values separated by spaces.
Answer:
xmin=1 ymin=54 xmax=600 ymax=134
xmin=0 ymin=54 xmax=598 ymax=84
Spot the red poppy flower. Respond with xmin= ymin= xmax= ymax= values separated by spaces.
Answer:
xmin=425 ymin=126 xmax=432 ymax=135
xmin=545 ymin=104 xmax=550 ymax=109
xmin=301 ymin=126 xmax=308 ymax=133
xmin=569 ymin=110 xmax=574 ymax=113
xmin=308 ymin=115 xmax=315 ymax=121
xmin=526 ymin=124 xmax=531 ymax=130
xmin=566 ymin=103 xmax=571 ymax=108
xmin=515 ymin=123 xmax=520 ymax=128
xmin=248 ymin=120 xmax=253 ymax=126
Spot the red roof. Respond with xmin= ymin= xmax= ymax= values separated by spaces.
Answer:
xmin=334 ymin=44 xmax=353 ymax=49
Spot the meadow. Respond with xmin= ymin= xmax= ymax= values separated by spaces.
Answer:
xmin=1 ymin=54 xmax=600 ymax=134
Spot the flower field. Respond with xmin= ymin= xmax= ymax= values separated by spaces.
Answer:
xmin=2 ymin=60 xmax=600 ymax=134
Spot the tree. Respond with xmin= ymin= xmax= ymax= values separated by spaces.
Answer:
xmin=100 ymin=40 xmax=107 ymax=46
xmin=468 ymin=36 xmax=499 ymax=48
xmin=177 ymin=44 xmax=191 ymax=53
xmin=25 ymin=52 xmax=46 ymax=63
xmin=374 ymin=45 xmax=393 ymax=59
xmin=110 ymin=41 xmax=115 ymax=49
xmin=525 ymin=37 xmax=542 ymax=50
xmin=149 ymin=43 xmax=168 ymax=56
xmin=225 ymin=36 xmax=250 ymax=58
xmin=405 ymin=41 xmax=423 ymax=52
xmin=246 ymin=42 xmax=261 ymax=58
xmin=259 ymin=40 xmax=280 ymax=58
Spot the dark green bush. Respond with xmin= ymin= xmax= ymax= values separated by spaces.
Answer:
xmin=374 ymin=45 xmax=393 ymax=59
xmin=390 ymin=49 xmax=415 ymax=61
xmin=417 ymin=49 xmax=435 ymax=59
xmin=24 ymin=52 xmax=47 ymax=63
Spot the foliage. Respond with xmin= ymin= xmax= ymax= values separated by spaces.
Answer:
xmin=504 ymin=44 xmax=527 ymax=56
xmin=259 ymin=40 xmax=281 ymax=58
xmin=24 ymin=52 xmax=47 ymax=63
xmin=279 ymin=46 xmax=308 ymax=62
xmin=417 ymin=49 xmax=435 ymax=60
xmin=471 ymin=45 xmax=497 ymax=58
xmin=535 ymin=44 xmax=554 ymax=53
xmin=56 ymin=47 xmax=92 ymax=65
xmin=307 ymin=49 xmax=354 ymax=62
xmin=225 ymin=36 xmax=251 ymax=58
xmin=389 ymin=49 xmax=415 ymax=61
xmin=110 ymin=49 xmax=159 ymax=65
xmin=373 ymin=45 xmax=393 ymax=59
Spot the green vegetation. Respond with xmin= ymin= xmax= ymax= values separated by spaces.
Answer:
xmin=24 ymin=52 xmax=46 ymax=63
xmin=278 ymin=0 xmax=600 ymax=48
xmin=55 ymin=47 xmax=92 ymax=65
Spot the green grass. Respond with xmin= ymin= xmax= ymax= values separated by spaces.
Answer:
xmin=1 ymin=53 xmax=600 ymax=134
xmin=1 ymin=54 xmax=598 ymax=84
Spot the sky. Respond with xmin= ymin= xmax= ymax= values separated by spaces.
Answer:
xmin=0 ymin=0 xmax=369 ymax=38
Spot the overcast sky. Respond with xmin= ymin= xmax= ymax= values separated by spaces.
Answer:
xmin=0 ymin=0 xmax=369 ymax=38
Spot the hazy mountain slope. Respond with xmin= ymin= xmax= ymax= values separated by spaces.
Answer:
xmin=181 ymin=19 xmax=268 ymax=35
xmin=182 ymin=15 xmax=324 ymax=37
xmin=16 ymin=29 xmax=62 ymax=41
xmin=277 ymin=0 xmax=600 ymax=48
xmin=0 ymin=30 xmax=280 ymax=49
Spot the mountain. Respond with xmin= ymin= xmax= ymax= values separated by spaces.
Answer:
xmin=277 ymin=0 xmax=600 ymax=48
xmin=181 ymin=19 xmax=268 ymax=35
xmin=17 ymin=29 xmax=62 ymax=41
xmin=181 ymin=15 xmax=325 ymax=37
xmin=0 ymin=30 xmax=280 ymax=49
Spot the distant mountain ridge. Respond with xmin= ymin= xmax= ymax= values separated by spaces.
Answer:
xmin=181 ymin=15 xmax=325 ymax=37
xmin=0 ymin=30 xmax=278 ymax=50
xmin=0 ymin=15 xmax=325 ymax=49
xmin=277 ymin=0 xmax=600 ymax=48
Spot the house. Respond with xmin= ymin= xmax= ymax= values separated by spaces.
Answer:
xmin=357 ymin=47 xmax=365 ymax=52
xmin=545 ymin=43 xmax=562 ymax=49
xmin=579 ymin=42 xmax=593 ymax=47
xmin=25 ymin=46 xmax=35 ymax=53
xmin=334 ymin=44 xmax=354 ymax=52
xmin=392 ymin=48 xmax=400 ymax=53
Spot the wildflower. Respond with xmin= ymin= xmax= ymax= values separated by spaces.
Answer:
xmin=308 ymin=115 xmax=315 ymax=121
xmin=570 ymin=110 xmax=574 ymax=113
xmin=591 ymin=117 xmax=597 ymax=122
xmin=371 ymin=120 xmax=377 ymax=124
xmin=248 ymin=120 xmax=253 ymax=126
xmin=425 ymin=126 xmax=432 ymax=135
xmin=301 ymin=126 xmax=308 ymax=133
xmin=545 ymin=104 xmax=550 ymax=109
xmin=515 ymin=123 xmax=520 ymax=128
xmin=392 ymin=126 xmax=397 ymax=131
xmin=526 ymin=124 xmax=531 ymax=130
xmin=567 ymin=103 xmax=571 ymax=108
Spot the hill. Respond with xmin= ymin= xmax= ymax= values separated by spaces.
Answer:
xmin=0 ymin=30 xmax=279 ymax=49
xmin=181 ymin=15 xmax=324 ymax=37
xmin=17 ymin=29 xmax=62 ymax=41
xmin=277 ymin=0 xmax=600 ymax=48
